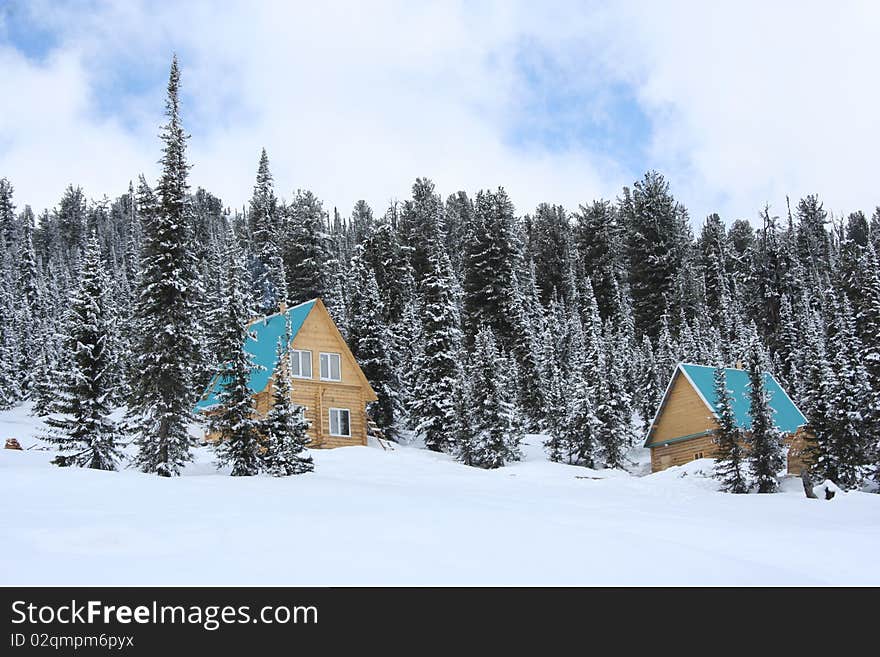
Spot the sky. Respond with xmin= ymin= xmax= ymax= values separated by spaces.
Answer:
xmin=1 ymin=0 xmax=878 ymax=225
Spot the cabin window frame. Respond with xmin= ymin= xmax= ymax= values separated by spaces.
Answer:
xmin=328 ymin=407 xmax=351 ymax=437
xmin=319 ymin=352 xmax=342 ymax=382
xmin=289 ymin=349 xmax=313 ymax=379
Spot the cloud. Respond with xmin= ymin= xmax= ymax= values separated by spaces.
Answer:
xmin=1 ymin=0 xmax=878 ymax=225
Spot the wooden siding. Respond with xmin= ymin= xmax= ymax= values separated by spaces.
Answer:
xmin=785 ymin=427 xmax=814 ymax=475
xmin=253 ymin=376 xmax=368 ymax=449
xmin=650 ymin=429 xmax=807 ymax=475
xmin=649 ymin=373 xmax=718 ymax=444
xmin=650 ymin=434 xmax=718 ymax=471
xmin=291 ymin=299 xmax=377 ymax=402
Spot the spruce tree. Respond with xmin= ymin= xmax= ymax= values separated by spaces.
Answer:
xmin=465 ymin=327 xmax=523 ymax=469
xmin=30 ymin=345 xmax=55 ymax=418
xmin=400 ymin=178 xmax=445 ymax=284
xmin=565 ymin=375 xmax=598 ymax=467
xmin=0 ymin=178 xmax=16 ymax=250
xmin=542 ymin=352 xmax=569 ymax=463
xmin=249 ymin=148 xmax=287 ymax=314
xmin=462 ymin=188 xmax=521 ymax=346
xmin=452 ymin=368 xmax=479 ymax=467
xmin=712 ymin=365 xmax=749 ymax=493
xmin=745 ymin=344 xmax=785 ymax=493
xmin=507 ymin=271 xmax=547 ymax=429
xmin=0 ymin=241 xmax=21 ymax=408
xmin=209 ymin=238 xmax=262 ymax=476
xmin=529 ymin=202 xmax=572 ymax=305
xmin=129 ymin=55 xmax=202 ymax=477
xmin=284 ymin=189 xmax=329 ymax=303
xmin=409 ymin=243 xmax=462 ymax=453
xmin=42 ymin=235 xmax=122 ymax=470
xmin=817 ymin=297 xmax=872 ymax=488
xmin=15 ymin=210 xmax=42 ymax=394
xmin=573 ymin=199 xmax=624 ymax=321
xmin=260 ymin=336 xmax=314 ymax=476
xmin=444 ymin=191 xmax=472 ymax=276
xmin=348 ymin=248 xmax=400 ymax=440
xmin=361 ymin=206 xmax=413 ymax=326
xmin=621 ymin=171 xmax=690 ymax=339
xmin=699 ymin=213 xmax=729 ymax=321
xmin=637 ymin=334 xmax=662 ymax=424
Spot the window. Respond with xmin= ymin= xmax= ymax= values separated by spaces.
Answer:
xmin=320 ymin=352 xmax=341 ymax=381
xmin=329 ymin=408 xmax=350 ymax=437
xmin=694 ymin=451 xmax=704 ymax=460
xmin=290 ymin=349 xmax=312 ymax=379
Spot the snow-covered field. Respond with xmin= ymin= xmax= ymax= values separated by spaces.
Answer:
xmin=1 ymin=404 xmax=878 ymax=586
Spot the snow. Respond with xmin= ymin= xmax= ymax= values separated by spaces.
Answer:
xmin=1 ymin=404 xmax=878 ymax=586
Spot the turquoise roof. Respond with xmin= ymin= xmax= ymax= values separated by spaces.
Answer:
xmin=194 ymin=299 xmax=316 ymax=412
xmin=679 ymin=363 xmax=806 ymax=434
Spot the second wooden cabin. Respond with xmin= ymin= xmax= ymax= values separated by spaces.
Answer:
xmin=644 ymin=363 xmax=810 ymax=474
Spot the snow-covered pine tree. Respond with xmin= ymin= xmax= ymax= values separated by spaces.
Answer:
xmin=699 ymin=213 xmax=729 ymax=322
xmin=746 ymin=206 xmax=789 ymax=350
xmin=573 ymin=199 xmax=625 ymax=321
xmin=507 ymin=271 xmax=547 ymax=430
xmin=745 ymin=343 xmax=785 ymax=493
xmin=348 ymin=248 xmax=400 ymax=440
xmin=129 ymin=55 xmax=203 ymax=477
xmin=593 ymin=357 xmax=627 ymax=469
xmin=464 ymin=327 xmax=523 ymax=469
xmin=542 ymin=339 xmax=569 ymax=463
xmin=42 ymin=234 xmax=122 ymax=470
xmin=529 ymin=202 xmax=572 ymax=306
xmin=654 ymin=311 xmax=677 ymax=383
xmin=711 ymin=365 xmax=749 ymax=493
xmin=209 ymin=238 xmax=263 ymax=477
xmin=601 ymin=321 xmax=638 ymax=467
xmin=0 ymin=248 xmax=21 ymax=408
xmin=260 ymin=335 xmax=313 ymax=476
xmin=564 ymin=374 xmax=599 ymax=467
xmin=852 ymin=244 xmax=880 ymax=484
xmin=0 ymin=178 xmax=16 ymax=250
xmin=284 ymin=189 xmax=330 ymax=304
xmin=409 ymin=243 xmax=462 ymax=453
xmin=819 ymin=296 xmax=872 ymax=489
xmin=29 ymin=344 xmax=55 ymax=418
xmin=15 ymin=209 xmax=42 ymax=395
xmin=249 ymin=148 xmax=287 ymax=315
xmin=637 ymin=334 xmax=662 ymax=425
xmin=444 ymin=191 xmax=472 ymax=276
xmin=361 ymin=205 xmax=414 ymax=327
xmin=400 ymin=178 xmax=444 ymax=285
xmin=462 ymin=188 xmax=521 ymax=347
xmin=451 ymin=367 xmax=479 ymax=467
xmin=394 ymin=295 xmax=422 ymax=421
xmin=621 ymin=171 xmax=690 ymax=340
xmin=322 ymin=235 xmax=349 ymax=334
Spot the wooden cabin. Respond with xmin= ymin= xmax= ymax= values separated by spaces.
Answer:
xmin=195 ymin=298 xmax=378 ymax=448
xmin=644 ymin=363 xmax=810 ymax=474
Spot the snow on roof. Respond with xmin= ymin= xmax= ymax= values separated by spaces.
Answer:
xmin=194 ymin=299 xmax=316 ymax=412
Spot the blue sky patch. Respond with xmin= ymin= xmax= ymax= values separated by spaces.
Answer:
xmin=502 ymin=39 xmax=652 ymax=178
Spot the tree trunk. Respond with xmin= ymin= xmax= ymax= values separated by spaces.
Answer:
xmin=801 ymin=470 xmax=818 ymax=499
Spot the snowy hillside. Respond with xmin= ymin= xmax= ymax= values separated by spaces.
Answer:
xmin=1 ymin=404 xmax=878 ymax=586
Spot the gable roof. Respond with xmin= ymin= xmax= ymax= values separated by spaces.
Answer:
xmin=644 ymin=363 xmax=807 ymax=447
xmin=194 ymin=299 xmax=316 ymax=412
